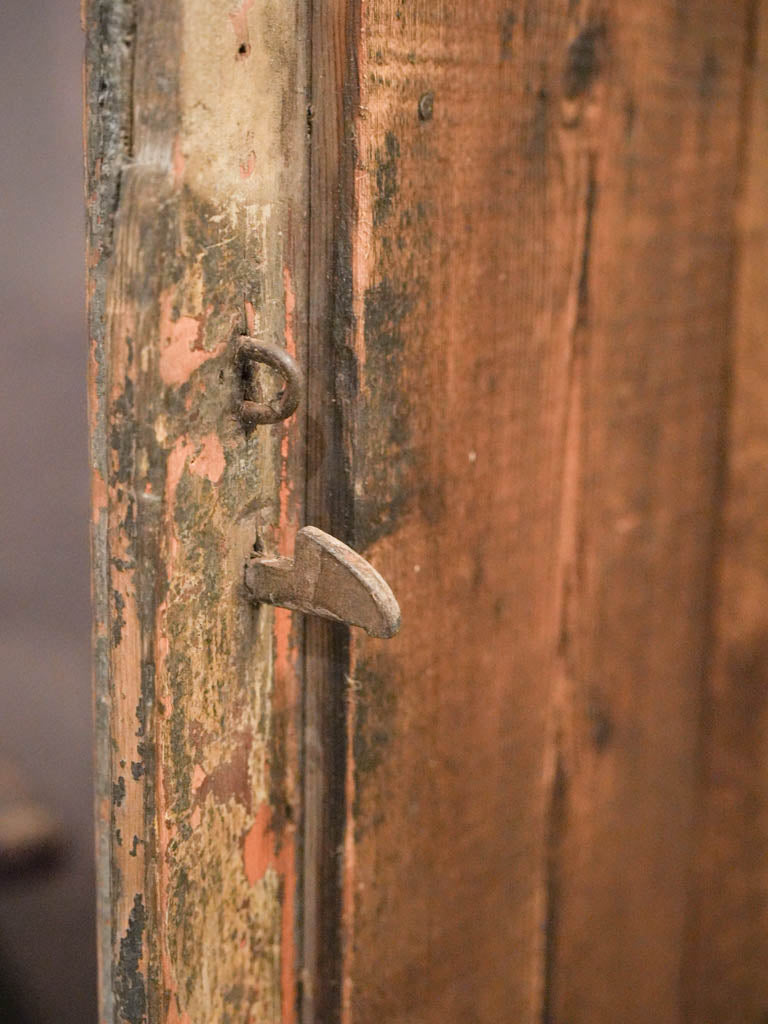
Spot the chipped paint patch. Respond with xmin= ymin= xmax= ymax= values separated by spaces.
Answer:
xmin=240 ymin=150 xmax=257 ymax=178
xmin=189 ymin=432 xmax=226 ymax=483
xmin=158 ymin=293 xmax=224 ymax=387
xmin=165 ymin=1004 xmax=192 ymax=1024
xmin=243 ymin=802 xmax=278 ymax=885
xmin=242 ymin=794 xmax=298 ymax=1023
xmin=228 ymin=0 xmax=256 ymax=45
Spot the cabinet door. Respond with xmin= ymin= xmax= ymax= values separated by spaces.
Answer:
xmin=86 ymin=2 xmax=768 ymax=1023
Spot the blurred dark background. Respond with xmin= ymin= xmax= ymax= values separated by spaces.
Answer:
xmin=0 ymin=1 xmax=97 ymax=1020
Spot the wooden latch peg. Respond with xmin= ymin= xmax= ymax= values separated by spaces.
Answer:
xmin=245 ymin=526 xmax=401 ymax=638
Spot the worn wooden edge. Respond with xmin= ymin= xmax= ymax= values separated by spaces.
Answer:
xmin=85 ymin=1 xmax=311 ymax=1020
xmin=83 ymin=4 xmax=135 ymax=1019
xmin=301 ymin=0 xmax=362 ymax=1020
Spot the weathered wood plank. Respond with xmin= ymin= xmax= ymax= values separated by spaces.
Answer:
xmin=330 ymin=2 xmax=754 ymax=1022
xmin=339 ymin=4 xmax=586 ymax=1020
xmin=682 ymin=4 xmax=768 ymax=1021
xmin=543 ymin=5 xmax=752 ymax=1020
xmin=85 ymin=2 xmax=309 ymax=1021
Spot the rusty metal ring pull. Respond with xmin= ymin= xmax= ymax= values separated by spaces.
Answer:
xmin=237 ymin=336 xmax=303 ymax=425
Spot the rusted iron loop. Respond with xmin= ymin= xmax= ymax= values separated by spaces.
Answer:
xmin=237 ymin=336 xmax=303 ymax=425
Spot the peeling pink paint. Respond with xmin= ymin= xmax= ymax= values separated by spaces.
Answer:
xmin=243 ymin=803 xmax=276 ymax=885
xmin=91 ymin=469 xmax=107 ymax=526
xmin=240 ymin=151 xmax=257 ymax=179
xmin=228 ymin=0 xmax=255 ymax=42
xmin=245 ymin=300 xmax=256 ymax=335
xmin=165 ymin=1000 xmax=192 ymax=1024
xmin=191 ymin=764 xmax=207 ymax=793
xmin=242 ymin=797 xmax=297 ymax=1024
xmin=275 ymin=741 xmax=299 ymax=1024
xmin=164 ymin=434 xmax=225 ymax=566
xmin=158 ymin=293 xmax=224 ymax=386
xmin=172 ymin=136 xmax=185 ymax=188
xmin=190 ymin=433 xmax=226 ymax=484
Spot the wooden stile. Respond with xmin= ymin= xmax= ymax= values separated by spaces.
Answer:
xmin=85 ymin=1 xmax=309 ymax=1020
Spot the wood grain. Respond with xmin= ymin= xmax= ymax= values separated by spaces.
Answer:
xmin=85 ymin=1 xmax=309 ymax=1021
xmin=328 ymin=2 xmax=756 ymax=1022
xmin=542 ymin=5 xmax=753 ymax=1019
xmin=682 ymin=3 xmax=768 ymax=1021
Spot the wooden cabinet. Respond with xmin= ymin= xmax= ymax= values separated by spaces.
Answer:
xmin=86 ymin=2 xmax=768 ymax=1021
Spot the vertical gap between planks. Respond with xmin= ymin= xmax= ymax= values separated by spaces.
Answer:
xmin=302 ymin=0 xmax=358 ymax=1021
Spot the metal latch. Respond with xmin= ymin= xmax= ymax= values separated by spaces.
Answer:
xmin=237 ymin=338 xmax=400 ymax=637
xmin=245 ymin=526 xmax=401 ymax=638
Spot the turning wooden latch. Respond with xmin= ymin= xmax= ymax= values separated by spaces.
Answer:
xmin=245 ymin=526 xmax=401 ymax=638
